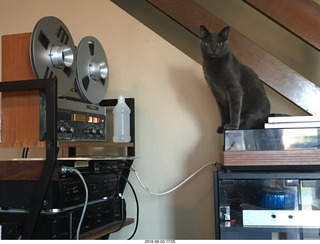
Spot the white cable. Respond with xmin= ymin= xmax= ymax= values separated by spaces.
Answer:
xmin=61 ymin=166 xmax=88 ymax=240
xmin=74 ymin=169 xmax=88 ymax=240
xmin=131 ymin=162 xmax=217 ymax=196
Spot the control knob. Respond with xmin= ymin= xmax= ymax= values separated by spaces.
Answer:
xmin=88 ymin=128 xmax=97 ymax=135
xmin=96 ymin=129 xmax=104 ymax=136
xmin=83 ymin=128 xmax=104 ymax=135
xmin=59 ymin=125 xmax=74 ymax=133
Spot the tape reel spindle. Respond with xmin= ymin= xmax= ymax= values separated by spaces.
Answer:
xmin=30 ymin=16 xmax=76 ymax=97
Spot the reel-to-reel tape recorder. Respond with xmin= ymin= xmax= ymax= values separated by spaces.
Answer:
xmin=2 ymin=16 xmax=110 ymax=142
xmin=31 ymin=16 xmax=109 ymax=104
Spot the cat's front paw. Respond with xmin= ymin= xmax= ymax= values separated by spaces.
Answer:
xmin=217 ymin=126 xmax=224 ymax=134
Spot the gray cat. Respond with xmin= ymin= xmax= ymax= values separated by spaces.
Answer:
xmin=200 ymin=25 xmax=270 ymax=134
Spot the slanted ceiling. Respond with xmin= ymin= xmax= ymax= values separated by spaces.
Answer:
xmin=112 ymin=0 xmax=320 ymax=116
xmin=243 ymin=0 xmax=320 ymax=51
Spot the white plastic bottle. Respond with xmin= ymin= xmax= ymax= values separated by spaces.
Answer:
xmin=113 ymin=95 xmax=131 ymax=143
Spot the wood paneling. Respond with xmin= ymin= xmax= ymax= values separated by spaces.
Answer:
xmin=243 ymin=0 xmax=320 ymax=51
xmin=223 ymin=150 xmax=320 ymax=166
xmin=148 ymin=0 xmax=320 ymax=115
xmin=1 ymin=33 xmax=44 ymax=148
xmin=0 ymin=160 xmax=44 ymax=180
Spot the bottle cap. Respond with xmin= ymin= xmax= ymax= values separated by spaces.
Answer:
xmin=118 ymin=95 xmax=125 ymax=103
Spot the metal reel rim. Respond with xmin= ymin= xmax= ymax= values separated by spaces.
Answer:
xmin=75 ymin=36 xmax=109 ymax=104
xmin=30 ymin=16 xmax=76 ymax=97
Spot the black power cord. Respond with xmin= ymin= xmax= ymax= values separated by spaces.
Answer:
xmin=120 ymin=175 xmax=139 ymax=240
xmin=108 ymin=165 xmax=139 ymax=240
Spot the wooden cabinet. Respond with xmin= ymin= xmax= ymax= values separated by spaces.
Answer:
xmin=215 ymin=128 xmax=320 ymax=240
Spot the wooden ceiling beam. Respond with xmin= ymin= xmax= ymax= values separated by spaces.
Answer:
xmin=148 ymin=0 xmax=320 ymax=115
xmin=243 ymin=0 xmax=320 ymax=51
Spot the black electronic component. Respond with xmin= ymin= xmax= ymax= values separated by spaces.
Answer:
xmin=56 ymin=98 xmax=107 ymax=141
xmin=0 ymin=197 xmax=126 ymax=239
xmin=0 ymin=160 xmax=131 ymax=210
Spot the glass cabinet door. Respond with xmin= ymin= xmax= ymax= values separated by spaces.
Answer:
xmin=216 ymin=172 xmax=320 ymax=240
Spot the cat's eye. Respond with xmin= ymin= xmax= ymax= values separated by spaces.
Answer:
xmin=217 ymin=42 xmax=223 ymax=46
xmin=205 ymin=42 xmax=210 ymax=47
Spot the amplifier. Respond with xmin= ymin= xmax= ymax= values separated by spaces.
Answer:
xmin=58 ymin=158 xmax=133 ymax=177
xmin=0 ymin=174 xmax=116 ymax=210
xmin=0 ymin=197 xmax=125 ymax=239
xmin=56 ymin=98 xmax=107 ymax=141
xmin=0 ymin=159 xmax=132 ymax=210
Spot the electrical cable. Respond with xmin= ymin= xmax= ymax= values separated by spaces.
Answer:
xmin=119 ymin=175 xmax=139 ymax=240
xmin=109 ymin=172 xmax=126 ymax=234
xmin=108 ymin=165 xmax=138 ymax=240
xmin=113 ymin=171 xmax=121 ymax=195
xmin=61 ymin=166 xmax=88 ymax=240
xmin=131 ymin=161 xmax=218 ymax=196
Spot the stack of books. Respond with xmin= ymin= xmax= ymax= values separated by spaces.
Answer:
xmin=264 ymin=116 xmax=320 ymax=129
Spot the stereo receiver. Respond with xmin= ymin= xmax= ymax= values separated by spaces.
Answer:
xmin=56 ymin=99 xmax=106 ymax=141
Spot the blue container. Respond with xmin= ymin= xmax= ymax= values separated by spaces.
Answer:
xmin=261 ymin=189 xmax=295 ymax=210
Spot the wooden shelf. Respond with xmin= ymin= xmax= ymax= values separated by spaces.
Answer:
xmin=81 ymin=218 xmax=134 ymax=240
xmin=0 ymin=141 xmax=46 ymax=148
xmin=58 ymin=141 xmax=134 ymax=148
xmin=0 ymin=160 xmax=44 ymax=180
xmin=0 ymin=141 xmax=133 ymax=149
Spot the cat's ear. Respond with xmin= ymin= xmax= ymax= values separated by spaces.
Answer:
xmin=200 ymin=25 xmax=210 ymax=39
xmin=219 ymin=26 xmax=230 ymax=41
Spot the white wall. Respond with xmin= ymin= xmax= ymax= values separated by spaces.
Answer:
xmin=0 ymin=0 xmax=219 ymax=239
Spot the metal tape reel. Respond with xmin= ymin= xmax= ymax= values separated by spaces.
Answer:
xmin=30 ymin=16 xmax=76 ymax=96
xmin=75 ymin=36 xmax=109 ymax=104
